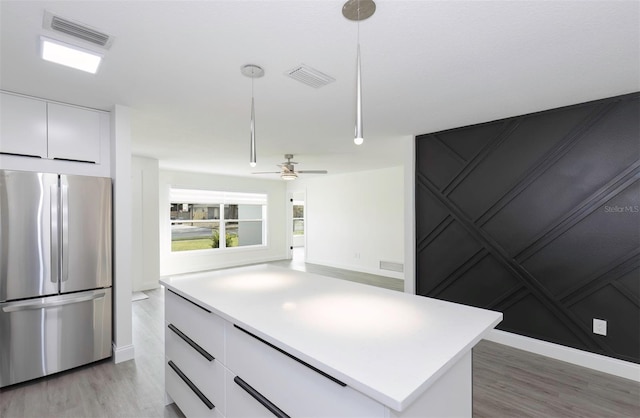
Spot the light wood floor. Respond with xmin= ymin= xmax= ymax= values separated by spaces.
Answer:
xmin=268 ymin=248 xmax=405 ymax=292
xmin=1 ymin=257 xmax=639 ymax=417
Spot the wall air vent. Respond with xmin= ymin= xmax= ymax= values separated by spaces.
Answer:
xmin=43 ymin=11 xmax=113 ymax=49
xmin=285 ymin=64 xmax=335 ymax=88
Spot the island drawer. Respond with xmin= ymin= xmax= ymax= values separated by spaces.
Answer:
xmin=226 ymin=323 xmax=385 ymax=418
xmin=165 ymin=360 xmax=223 ymax=418
xmin=226 ymin=369 xmax=285 ymax=418
xmin=165 ymin=289 xmax=226 ymax=363
xmin=166 ymin=326 xmax=226 ymax=415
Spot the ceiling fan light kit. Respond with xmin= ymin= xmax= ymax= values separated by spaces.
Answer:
xmin=343 ymin=0 xmax=375 ymax=146
xmin=252 ymin=154 xmax=328 ymax=181
xmin=241 ymin=64 xmax=264 ymax=167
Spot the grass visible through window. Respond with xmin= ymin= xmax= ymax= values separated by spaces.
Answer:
xmin=171 ymin=236 xmax=239 ymax=252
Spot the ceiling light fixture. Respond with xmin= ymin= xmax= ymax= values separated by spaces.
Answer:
xmin=40 ymin=36 xmax=103 ymax=74
xmin=342 ymin=0 xmax=375 ymax=146
xmin=281 ymin=172 xmax=298 ymax=181
xmin=241 ymin=64 xmax=264 ymax=167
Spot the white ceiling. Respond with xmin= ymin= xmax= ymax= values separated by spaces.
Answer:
xmin=1 ymin=1 xmax=638 ymax=179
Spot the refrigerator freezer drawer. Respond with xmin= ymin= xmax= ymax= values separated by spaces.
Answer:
xmin=0 ymin=288 xmax=112 ymax=388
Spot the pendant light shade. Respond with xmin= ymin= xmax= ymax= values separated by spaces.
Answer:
xmin=250 ymin=97 xmax=256 ymax=167
xmin=343 ymin=0 xmax=375 ymax=146
xmin=241 ymin=64 xmax=264 ymax=167
xmin=354 ymin=44 xmax=363 ymax=145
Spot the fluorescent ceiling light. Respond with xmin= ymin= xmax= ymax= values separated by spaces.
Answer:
xmin=40 ymin=36 xmax=103 ymax=74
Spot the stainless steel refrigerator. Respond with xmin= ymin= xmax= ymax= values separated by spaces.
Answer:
xmin=0 ymin=170 xmax=112 ymax=388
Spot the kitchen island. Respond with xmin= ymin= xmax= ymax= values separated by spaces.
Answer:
xmin=160 ymin=264 xmax=502 ymax=418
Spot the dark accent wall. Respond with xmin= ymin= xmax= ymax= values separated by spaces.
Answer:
xmin=415 ymin=93 xmax=640 ymax=364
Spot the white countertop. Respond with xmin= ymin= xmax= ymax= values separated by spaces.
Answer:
xmin=160 ymin=264 xmax=502 ymax=411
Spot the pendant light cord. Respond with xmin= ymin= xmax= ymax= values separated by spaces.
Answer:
xmin=250 ymin=68 xmax=256 ymax=167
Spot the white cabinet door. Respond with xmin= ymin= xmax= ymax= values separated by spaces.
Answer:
xmin=226 ymin=370 xmax=282 ymax=418
xmin=0 ymin=93 xmax=47 ymax=158
xmin=226 ymin=324 xmax=385 ymax=418
xmin=166 ymin=325 xmax=226 ymax=415
xmin=48 ymin=102 xmax=101 ymax=163
xmin=165 ymin=290 xmax=226 ymax=363
xmin=165 ymin=361 xmax=224 ymax=418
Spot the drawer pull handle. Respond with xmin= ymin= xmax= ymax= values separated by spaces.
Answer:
xmin=168 ymin=323 xmax=215 ymax=361
xmin=234 ymin=324 xmax=346 ymax=387
xmin=234 ymin=376 xmax=290 ymax=418
xmin=168 ymin=361 xmax=215 ymax=410
xmin=167 ymin=289 xmax=211 ymax=313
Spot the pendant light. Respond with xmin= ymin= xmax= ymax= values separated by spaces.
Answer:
xmin=241 ymin=64 xmax=264 ymax=167
xmin=342 ymin=0 xmax=375 ymax=146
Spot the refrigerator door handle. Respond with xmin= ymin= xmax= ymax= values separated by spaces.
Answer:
xmin=50 ymin=184 xmax=59 ymax=284
xmin=1 ymin=290 xmax=107 ymax=313
xmin=61 ymin=184 xmax=69 ymax=283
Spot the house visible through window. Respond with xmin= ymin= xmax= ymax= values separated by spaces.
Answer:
xmin=170 ymin=188 xmax=267 ymax=252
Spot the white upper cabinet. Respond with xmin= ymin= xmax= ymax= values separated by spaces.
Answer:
xmin=0 ymin=93 xmax=48 ymax=158
xmin=0 ymin=92 xmax=105 ymax=164
xmin=48 ymin=102 xmax=101 ymax=163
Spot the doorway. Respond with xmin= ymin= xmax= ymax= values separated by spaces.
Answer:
xmin=289 ymin=191 xmax=305 ymax=261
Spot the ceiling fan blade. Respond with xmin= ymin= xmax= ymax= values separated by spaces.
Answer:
xmin=297 ymin=170 xmax=328 ymax=174
xmin=252 ymin=171 xmax=282 ymax=174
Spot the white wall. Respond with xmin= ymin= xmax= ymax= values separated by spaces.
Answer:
xmin=159 ymin=170 xmax=288 ymax=276
xmin=403 ymin=136 xmax=416 ymax=294
xmin=110 ymin=104 xmax=134 ymax=363
xmin=288 ymin=166 xmax=405 ymax=279
xmin=132 ymin=156 xmax=160 ymax=291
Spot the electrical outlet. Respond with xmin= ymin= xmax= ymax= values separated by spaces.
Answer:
xmin=593 ymin=318 xmax=607 ymax=336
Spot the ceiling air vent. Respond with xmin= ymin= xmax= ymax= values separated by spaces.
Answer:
xmin=285 ymin=64 xmax=335 ymax=88
xmin=43 ymin=11 xmax=113 ymax=49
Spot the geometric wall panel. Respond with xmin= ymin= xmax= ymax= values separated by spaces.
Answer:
xmin=570 ymin=285 xmax=639 ymax=362
xmin=415 ymin=135 xmax=464 ymax=189
xmin=435 ymin=120 xmax=505 ymax=161
xmin=500 ymin=293 xmax=588 ymax=349
xmin=416 ymin=220 xmax=482 ymax=293
xmin=436 ymin=254 xmax=521 ymax=308
xmin=618 ymin=266 xmax=640 ymax=300
xmin=522 ymin=180 xmax=640 ymax=297
xmin=415 ymin=183 xmax=449 ymax=242
xmin=448 ymin=102 xmax=598 ymax=221
xmin=483 ymin=100 xmax=640 ymax=256
xmin=415 ymin=92 xmax=640 ymax=364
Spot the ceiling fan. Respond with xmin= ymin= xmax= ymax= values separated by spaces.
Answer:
xmin=252 ymin=154 xmax=328 ymax=180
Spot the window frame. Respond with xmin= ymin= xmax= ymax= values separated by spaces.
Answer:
xmin=169 ymin=188 xmax=268 ymax=253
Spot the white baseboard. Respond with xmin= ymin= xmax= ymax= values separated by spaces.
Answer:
xmin=112 ymin=343 xmax=135 ymax=364
xmin=304 ymin=257 xmax=404 ymax=280
xmin=485 ymin=329 xmax=640 ymax=382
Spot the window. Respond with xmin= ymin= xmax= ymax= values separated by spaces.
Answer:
xmin=293 ymin=201 xmax=304 ymax=236
xmin=170 ymin=188 xmax=267 ymax=252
